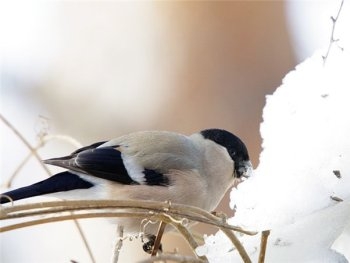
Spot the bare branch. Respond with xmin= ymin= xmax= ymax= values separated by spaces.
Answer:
xmin=322 ymin=0 xmax=345 ymax=65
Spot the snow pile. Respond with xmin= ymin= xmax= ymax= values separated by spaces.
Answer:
xmin=230 ymin=48 xmax=350 ymax=231
xmin=197 ymin=202 xmax=350 ymax=263
xmin=197 ymin=10 xmax=350 ymax=263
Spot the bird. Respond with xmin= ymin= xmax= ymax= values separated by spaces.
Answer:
xmin=0 ymin=128 xmax=252 ymax=252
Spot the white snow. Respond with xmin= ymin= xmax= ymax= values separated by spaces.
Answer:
xmin=197 ymin=2 xmax=350 ymax=262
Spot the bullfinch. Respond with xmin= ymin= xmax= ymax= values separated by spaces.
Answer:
xmin=0 ymin=128 xmax=252 ymax=251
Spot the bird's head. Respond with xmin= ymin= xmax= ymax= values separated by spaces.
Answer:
xmin=200 ymin=129 xmax=253 ymax=179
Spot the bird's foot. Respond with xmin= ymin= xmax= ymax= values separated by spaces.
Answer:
xmin=142 ymin=235 xmax=163 ymax=254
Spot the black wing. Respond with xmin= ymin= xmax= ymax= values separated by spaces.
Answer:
xmin=43 ymin=141 xmax=137 ymax=185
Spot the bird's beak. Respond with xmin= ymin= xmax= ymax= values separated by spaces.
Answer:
xmin=233 ymin=161 xmax=253 ymax=187
xmin=237 ymin=160 xmax=253 ymax=179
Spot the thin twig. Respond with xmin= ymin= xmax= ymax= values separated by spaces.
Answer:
xmin=221 ymin=228 xmax=252 ymax=263
xmin=151 ymin=221 xmax=167 ymax=256
xmin=3 ymin=134 xmax=83 ymax=188
xmin=0 ymin=115 xmax=95 ymax=263
xmin=0 ymin=210 xmax=210 ymax=260
xmin=139 ymin=254 xmax=206 ymax=263
xmin=0 ymin=211 xmax=149 ymax=232
xmin=111 ymin=225 xmax=124 ymax=263
xmin=0 ymin=114 xmax=51 ymax=175
xmin=322 ymin=0 xmax=345 ymax=65
xmin=5 ymin=152 xmax=34 ymax=188
xmin=258 ymin=230 xmax=270 ymax=263
xmin=0 ymin=200 xmax=257 ymax=262
xmin=158 ymin=213 xmax=207 ymax=261
xmin=73 ymin=220 xmax=96 ymax=263
xmin=0 ymin=200 xmax=257 ymax=235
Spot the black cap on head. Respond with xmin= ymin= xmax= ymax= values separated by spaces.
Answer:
xmin=200 ymin=128 xmax=250 ymax=178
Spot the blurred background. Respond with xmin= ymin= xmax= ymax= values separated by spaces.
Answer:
xmin=0 ymin=1 xmax=342 ymax=262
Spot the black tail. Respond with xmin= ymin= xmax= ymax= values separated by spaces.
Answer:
xmin=0 ymin=171 xmax=94 ymax=204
